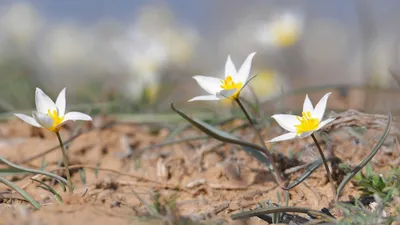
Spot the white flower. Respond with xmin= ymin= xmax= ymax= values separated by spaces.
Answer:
xmin=256 ymin=12 xmax=303 ymax=47
xmin=188 ymin=52 xmax=256 ymax=101
xmin=268 ymin=92 xmax=335 ymax=142
xmin=14 ymin=88 xmax=92 ymax=132
xmin=0 ymin=2 xmax=42 ymax=46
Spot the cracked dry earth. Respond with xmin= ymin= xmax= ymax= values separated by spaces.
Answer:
xmin=0 ymin=106 xmax=398 ymax=224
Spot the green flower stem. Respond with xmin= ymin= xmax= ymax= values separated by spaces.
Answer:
xmin=311 ymin=133 xmax=336 ymax=198
xmin=55 ymin=132 xmax=73 ymax=193
xmin=234 ymin=98 xmax=286 ymax=187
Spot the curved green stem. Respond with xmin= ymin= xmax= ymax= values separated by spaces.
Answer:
xmin=234 ymin=98 xmax=286 ymax=187
xmin=311 ymin=133 xmax=336 ymax=199
xmin=55 ymin=132 xmax=73 ymax=193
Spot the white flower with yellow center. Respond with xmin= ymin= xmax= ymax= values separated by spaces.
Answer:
xmin=268 ymin=92 xmax=335 ymax=142
xmin=14 ymin=88 xmax=92 ymax=132
xmin=188 ymin=52 xmax=256 ymax=102
xmin=257 ymin=13 xmax=303 ymax=47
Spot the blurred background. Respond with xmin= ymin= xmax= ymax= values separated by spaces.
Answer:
xmin=1 ymin=0 xmax=400 ymax=115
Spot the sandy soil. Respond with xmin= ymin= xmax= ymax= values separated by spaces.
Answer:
xmin=0 ymin=94 xmax=398 ymax=224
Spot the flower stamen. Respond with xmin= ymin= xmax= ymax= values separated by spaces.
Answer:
xmin=220 ymin=76 xmax=243 ymax=99
xmin=294 ymin=111 xmax=320 ymax=135
xmin=47 ymin=109 xmax=64 ymax=132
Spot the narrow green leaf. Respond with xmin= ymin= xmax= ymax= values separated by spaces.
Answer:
xmin=131 ymin=190 xmax=162 ymax=219
xmin=366 ymin=163 xmax=373 ymax=177
xmin=95 ymin=162 xmax=100 ymax=178
xmin=0 ymin=155 xmax=68 ymax=186
xmin=283 ymin=158 xmax=328 ymax=190
xmin=0 ymin=168 xmax=30 ymax=176
xmin=40 ymin=156 xmax=47 ymax=170
xmin=353 ymin=172 xmax=363 ymax=181
xmin=383 ymin=189 xmax=393 ymax=202
xmin=273 ymin=210 xmax=278 ymax=223
xmin=31 ymin=178 xmax=63 ymax=204
xmin=285 ymin=191 xmax=289 ymax=207
xmin=371 ymin=176 xmax=381 ymax=188
xmin=277 ymin=191 xmax=281 ymax=205
xmin=231 ymin=206 xmax=335 ymax=222
xmin=336 ymin=112 xmax=392 ymax=201
xmin=79 ymin=169 xmax=87 ymax=186
xmin=171 ymin=103 xmax=272 ymax=169
xmin=0 ymin=176 xmax=41 ymax=209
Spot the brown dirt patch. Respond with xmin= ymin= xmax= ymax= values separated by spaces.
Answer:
xmin=0 ymin=108 xmax=398 ymax=224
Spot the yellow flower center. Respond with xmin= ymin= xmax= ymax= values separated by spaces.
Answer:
xmin=250 ymin=69 xmax=279 ymax=97
xmin=294 ymin=111 xmax=320 ymax=135
xmin=272 ymin=23 xmax=299 ymax=47
xmin=47 ymin=109 xmax=64 ymax=132
xmin=220 ymin=76 xmax=243 ymax=99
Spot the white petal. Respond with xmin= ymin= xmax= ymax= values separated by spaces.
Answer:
xmin=64 ymin=112 xmax=92 ymax=122
xmin=55 ymin=87 xmax=66 ymax=117
xmin=32 ymin=111 xmax=54 ymax=129
xmin=312 ymin=92 xmax=332 ymax=121
xmin=35 ymin=88 xmax=57 ymax=114
xmin=271 ymin=114 xmax=299 ymax=132
xmin=317 ymin=118 xmax=336 ymax=130
xmin=192 ymin=76 xmax=223 ymax=95
xmin=267 ymin=132 xmax=297 ymax=142
xmin=303 ymin=94 xmax=313 ymax=113
xmin=225 ymin=55 xmax=237 ymax=78
xmin=216 ymin=89 xmax=237 ymax=99
xmin=188 ymin=95 xmax=220 ymax=102
xmin=236 ymin=52 xmax=257 ymax=84
xmin=13 ymin=113 xmax=42 ymax=128
xmin=281 ymin=13 xmax=303 ymax=31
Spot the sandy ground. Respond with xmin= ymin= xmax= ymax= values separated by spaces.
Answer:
xmin=0 ymin=91 xmax=399 ymax=225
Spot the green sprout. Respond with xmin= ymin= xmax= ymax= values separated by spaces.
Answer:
xmin=353 ymin=164 xmax=399 ymax=202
